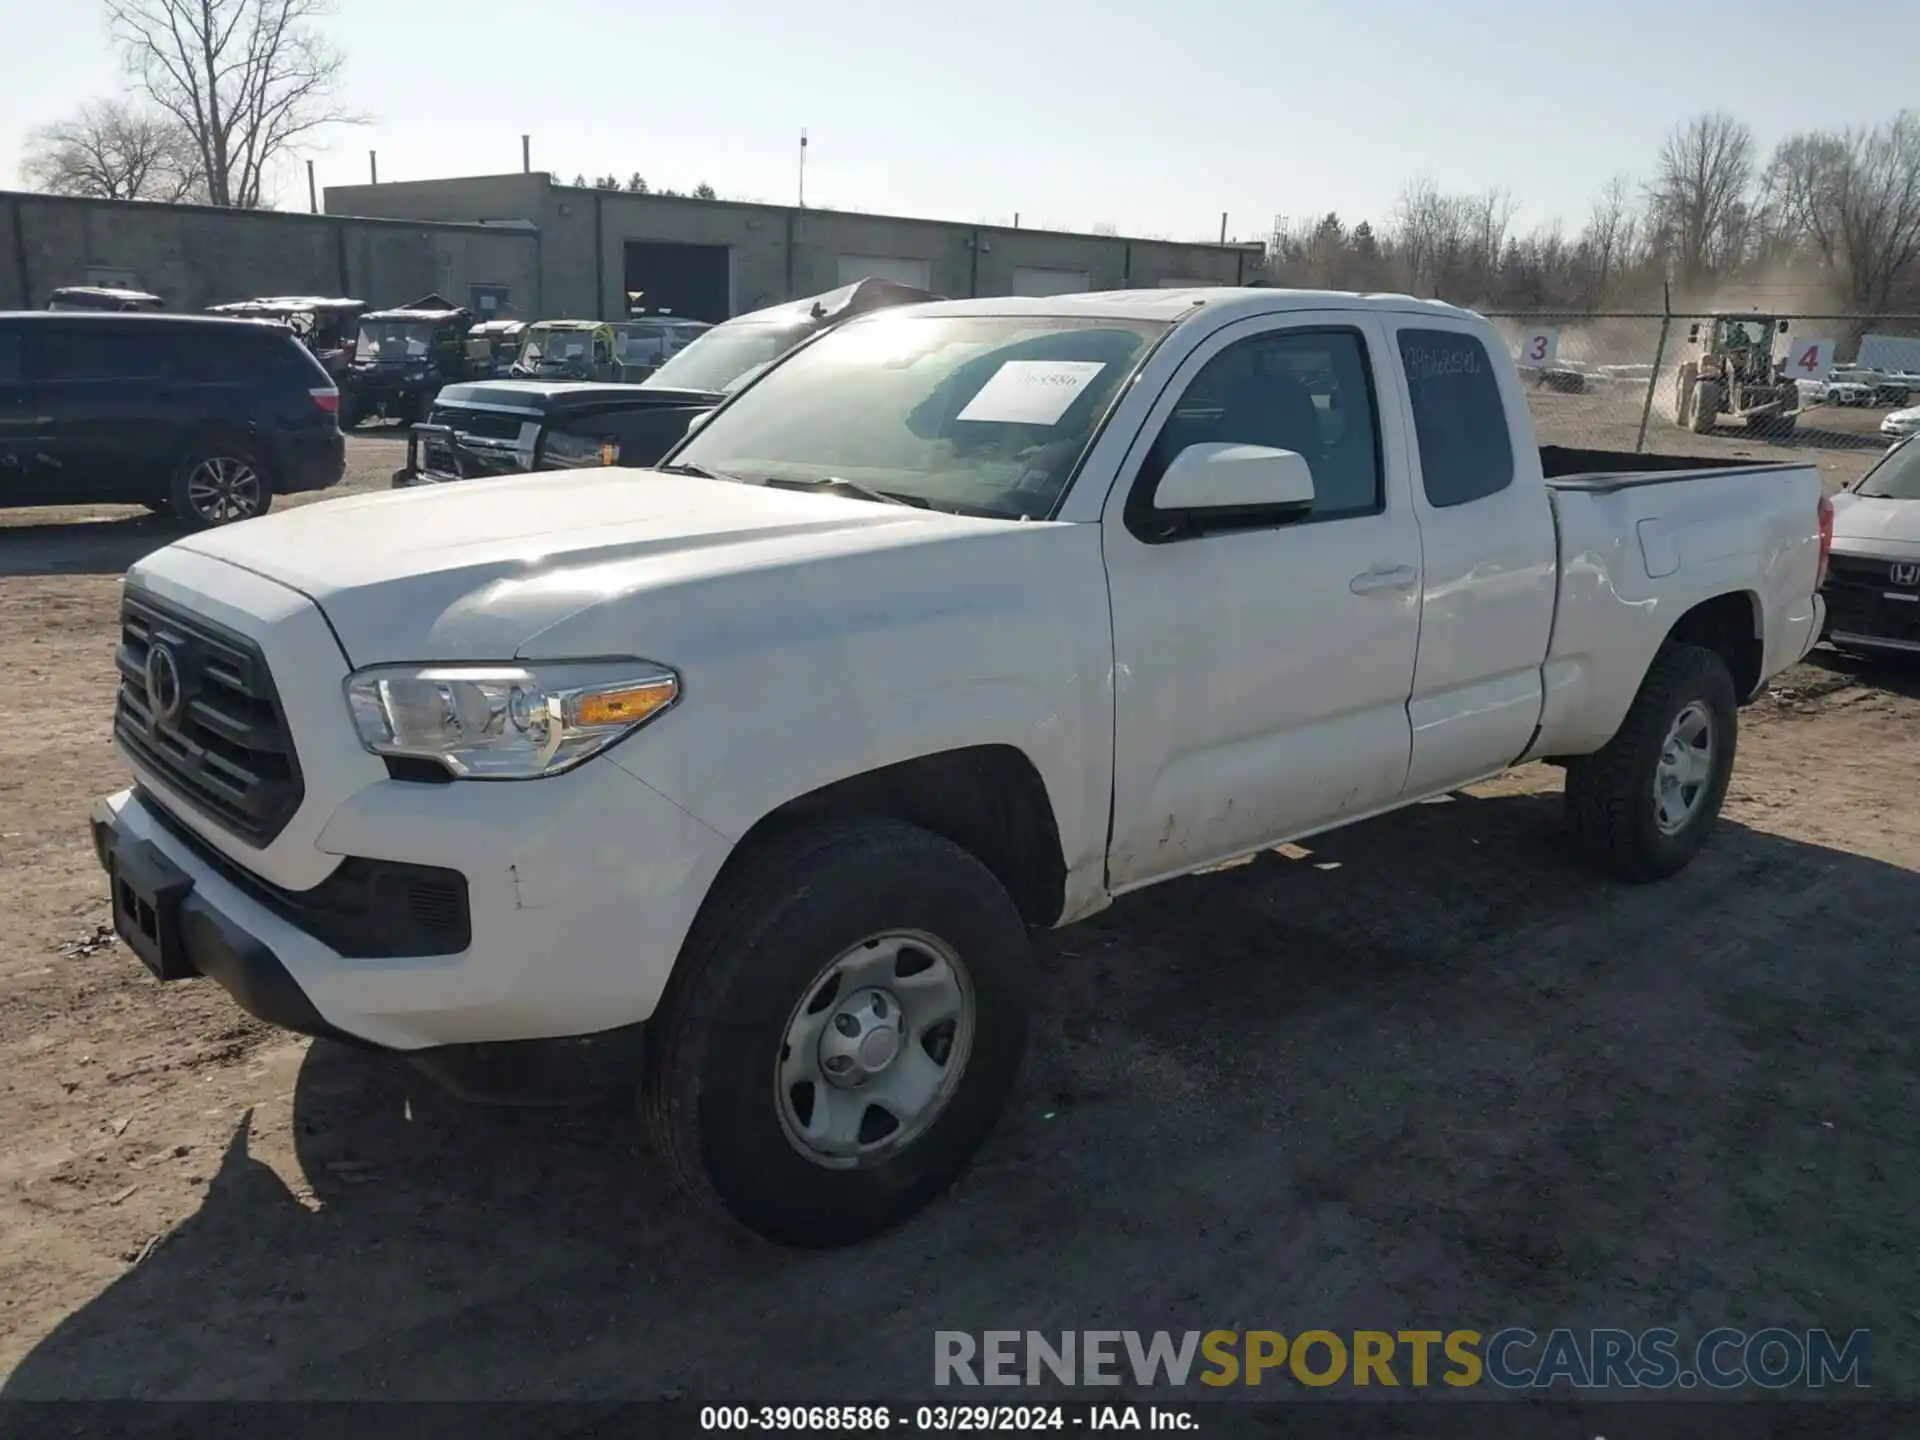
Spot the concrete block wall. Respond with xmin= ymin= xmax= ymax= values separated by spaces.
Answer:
xmin=0 ymin=191 xmax=539 ymax=315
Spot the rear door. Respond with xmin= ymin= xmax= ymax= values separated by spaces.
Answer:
xmin=25 ymin=322 xmax=176 ymax=502
xmin=1388 ymin=320 xmax=1557 ymax=794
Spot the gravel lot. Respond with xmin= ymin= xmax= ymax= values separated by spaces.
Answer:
xmin=1 ymin=423 xmax=1916 ymax=1400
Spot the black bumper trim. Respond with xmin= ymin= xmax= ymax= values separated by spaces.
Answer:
xmin=93 ymin=806 xmax=648 ymax=1104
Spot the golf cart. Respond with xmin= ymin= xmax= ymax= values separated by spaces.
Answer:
xmin=611 ymin=315 xmax=711 ymax=380
xmin=47 ymin=286 xmax=164 ymax=312
xmin=467 ymin=319 xmax=528 ymax=378
xmin=205 ymin=296 xmax=368 ymax=380
xmin=510 ymin=320 xmax=623 ymax=382
xmin=341 ymin=294 xmax=479 ymax=428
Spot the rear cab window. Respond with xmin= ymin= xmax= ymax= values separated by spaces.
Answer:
xmin=1396 ymin=328 xmax=1515 ymax=508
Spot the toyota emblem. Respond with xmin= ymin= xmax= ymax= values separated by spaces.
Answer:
xmin=1892 ymin=562 xmax=1920 ymax=589
xmin=145 ymin=642 xmax=184 ymax=727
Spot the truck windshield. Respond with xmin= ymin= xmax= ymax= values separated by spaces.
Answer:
xmin=646 ymin=323 xmax=800 ymax=393
xmin=668 ymin=313 xmax=1168 ymax=518
xmin=1855 ymin=439 xmax=1920 ymax=500
xmin=356 ymin=321 xmax=435 ymax=360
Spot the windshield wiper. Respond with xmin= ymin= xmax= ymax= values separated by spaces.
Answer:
xmin=760 ymin=476 xmax=933 ymax=509
xmin=656 ymin=460 xmax=743 ymax=482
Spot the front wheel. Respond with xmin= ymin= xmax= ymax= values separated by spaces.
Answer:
xmin=1563 ymin=643 xmax=1738 ymax=882
xmin=644 ymin=819 xmax=1032 ymax=1247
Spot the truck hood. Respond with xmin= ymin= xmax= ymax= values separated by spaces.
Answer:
xmin=166 ymin=469 xmax=1009 ymax=664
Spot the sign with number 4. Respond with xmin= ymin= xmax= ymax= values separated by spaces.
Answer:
xmin=1785 ymin=337 xmax=1835 ymax=379
xmin=1518 ymin=328 xmax=1558 ymax=369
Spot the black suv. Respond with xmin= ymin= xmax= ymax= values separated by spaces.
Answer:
xmin=0 ymin=312 xmax=346 ymax=528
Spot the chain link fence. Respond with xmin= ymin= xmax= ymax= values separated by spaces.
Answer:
xmin=1482 ymin=310 xmax=1920 ymax=487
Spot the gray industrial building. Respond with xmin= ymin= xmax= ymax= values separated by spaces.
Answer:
xmin=1 ymin=175 xmax=1261 ymax=321
xmin=324 ymin=172 xmax=1262 ymax=322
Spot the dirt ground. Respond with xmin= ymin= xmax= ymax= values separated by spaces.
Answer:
xmin=1 ymin=425 xmax=1917 ymax=1400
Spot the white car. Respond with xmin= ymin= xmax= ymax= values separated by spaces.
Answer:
xmin=1822 ymin=436 xmax=1920 ymax=656
xmin=1880 ymin=404 xmax=1920 ymax=440
xmin=1811 ymin=377 xmax=1875 ymax=407
xmin=89 ymin=288 xmax=1830 ymax=1245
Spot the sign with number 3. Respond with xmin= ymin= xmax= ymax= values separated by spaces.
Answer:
xmin=1518 ymin=328 xmax=1558 ymax=369
xmin=1784 ymin=337 xmax=1834 ymax=379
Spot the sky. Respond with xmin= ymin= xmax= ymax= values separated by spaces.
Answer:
xmin=3 ymin=0 xmax=1918 ymax=244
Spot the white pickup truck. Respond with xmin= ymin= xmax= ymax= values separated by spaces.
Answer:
xmin=92 ymin=288 xmax=1830 ymax=1247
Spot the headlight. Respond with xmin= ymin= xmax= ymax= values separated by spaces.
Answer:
xmin=344 ymin=660 xmax=678 ymax=778
xmin=543 ymin=430 xmax=619 ymax=468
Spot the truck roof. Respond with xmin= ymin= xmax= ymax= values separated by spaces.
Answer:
xmin=909 ymin=287 xmax=1477 ymax=326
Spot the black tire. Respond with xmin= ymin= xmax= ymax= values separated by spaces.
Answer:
xmin=644 ymin=818 xmax=1032 ymax=1248
xmin=1563 ymin=643 xmax=1738 ymax=882
xmin=168 ymin=441 xmax=274 ymax=530
xmin=1689 ymin=381 xmax=1722 ymax=433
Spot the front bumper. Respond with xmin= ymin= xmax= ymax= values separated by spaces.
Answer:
xmin=93 ymin=744 xmax=733 ymax=1050
xmin=92 ymin=771 xmax=730 ymax=1099
xmin=393 ymin=421 xmax=532 ymax=488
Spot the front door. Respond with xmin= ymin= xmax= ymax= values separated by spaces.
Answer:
xmin=1103 ymin=311 xmax=1424 ymax=889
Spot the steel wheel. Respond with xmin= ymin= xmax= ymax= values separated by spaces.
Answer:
xmin=184 ymin=456 xmax=265 ymax=525
xmin=776 ymin=930 xmax=975 ymax=1169
xmin=1653 ymin=700 xmax=1715 ymax=835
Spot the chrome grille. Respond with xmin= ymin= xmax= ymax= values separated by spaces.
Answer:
xmin=114 ymin=589 xmax=303 ymax=845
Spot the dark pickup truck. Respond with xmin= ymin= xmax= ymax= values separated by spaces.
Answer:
xmin=393 ymin=380 xmax=721 ymax=486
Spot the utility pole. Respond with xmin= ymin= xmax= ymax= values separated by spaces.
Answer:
xmin=522 ymin=135 xmax=531 ymax=173
xmin=1220 ymin=212 xmax=1228 ymax=243
xmin=307 ymin=160 xmax=317 ymax=213
xmin=369 ymin=151 xmax=378 ymax=185
xmin=797 ymin=128 xmax=808 ymax=209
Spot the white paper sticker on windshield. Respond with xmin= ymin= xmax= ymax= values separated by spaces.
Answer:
xmin=956 ymin=360 xmax=1107 ymax=425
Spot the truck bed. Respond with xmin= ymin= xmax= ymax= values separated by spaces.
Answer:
xmin=1540 ymin=444 xmax=1799 ymax=493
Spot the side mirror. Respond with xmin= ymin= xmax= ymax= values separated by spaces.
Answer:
xmin=1153 ymin=443 xmax=1315 ymax=527
xmin=683 ymin=408 xmax=716 ymax=436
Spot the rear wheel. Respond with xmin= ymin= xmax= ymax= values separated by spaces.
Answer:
xmin=644 ymin=819 xmax=1032 ymax=1247
xmin=169 ymin=445 xmax=273 ymax=529
xmin=1563 ymin=643 xmax=1738 ymax=882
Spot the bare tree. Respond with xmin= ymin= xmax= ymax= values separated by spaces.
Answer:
xmin=1579 ymin=173 xmax=1641 ymax=302
xmin=106 ymin=0 xmax=357 ymax=208
xmin=1768 ymin=113 xmax=1920 ymax=312
xmin=20 ymin=99 xmax=201 ymax=201
xmin=1647 ymin=112 xmax=1756 ymax=284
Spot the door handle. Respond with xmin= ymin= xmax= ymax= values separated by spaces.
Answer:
xmin=1349 ymin=564 xmax=1418 ymax=595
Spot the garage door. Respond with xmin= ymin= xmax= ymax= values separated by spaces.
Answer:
xmin=625 ymin=241 xmax=732 ymax=323
xmin=1011 ymin=267 xmax=1091 ymax=297
xmin=836 ymin=255 xmax=932 ymax=290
